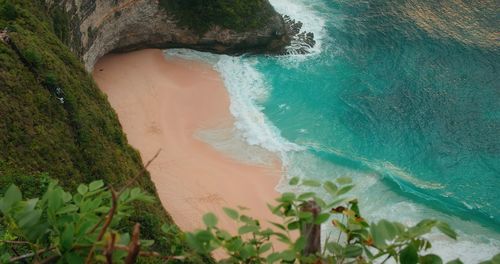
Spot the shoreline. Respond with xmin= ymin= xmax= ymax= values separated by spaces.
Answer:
xmin=93 ymin=49 xmax=282 ymax=233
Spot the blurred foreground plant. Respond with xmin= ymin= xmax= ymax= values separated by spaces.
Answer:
xmin=184 ymin=177 xmax=483 ymax=264
xmin=1 ymin=175 xmax=499 ymax=263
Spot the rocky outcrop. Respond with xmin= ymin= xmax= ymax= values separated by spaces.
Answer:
xmin=46 ymin=0 xmax=290 ymax=71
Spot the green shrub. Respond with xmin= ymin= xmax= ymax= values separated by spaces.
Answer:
xmin=0 ymin=180 xmax=155 ymax=262
xmin=159 ymin=0 xmax=273 ymax=33
xmin=3 ymin=177 xmax=498 ymax=263
xmin=51 ymin=7 xmax=70 ymax=43
xmin=23 ymin=48 xmax=43 ymax=69
xmin=184 ymin=177 xmax=466 ymax=263
xmin=1 ymin=2 xmax=17 ymax=21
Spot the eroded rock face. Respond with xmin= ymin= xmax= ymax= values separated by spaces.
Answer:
xmin=46 ymin=0 xmax=290 ymax=71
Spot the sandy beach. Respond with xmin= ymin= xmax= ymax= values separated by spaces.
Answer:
xmin=93 ymin=49 xmax=282 ymax=233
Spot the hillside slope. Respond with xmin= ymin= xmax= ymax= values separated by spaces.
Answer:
xmin=0 ymin=0 xmax=289 ymax=261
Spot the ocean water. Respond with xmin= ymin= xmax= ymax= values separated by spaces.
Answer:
xmin=167 ymin=0 xmax=500 ymax=261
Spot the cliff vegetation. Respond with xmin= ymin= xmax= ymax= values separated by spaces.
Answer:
xmin=159 ymin=0 xmax=274 ymax=33
xmin=0 ymin=1 xmax=209 ymax=262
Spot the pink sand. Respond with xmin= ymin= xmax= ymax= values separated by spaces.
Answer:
xmin=93 ymin=49 xmax=282 ymax=233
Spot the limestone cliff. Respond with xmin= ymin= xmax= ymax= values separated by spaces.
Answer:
xmin=45 ymin=0 xmax=290 ymax=71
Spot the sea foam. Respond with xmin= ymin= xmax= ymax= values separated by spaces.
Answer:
xmin=269 ymin=0 xmax=326 ymax=56
xmin=214 ymin=56 xmax=302 ymax=154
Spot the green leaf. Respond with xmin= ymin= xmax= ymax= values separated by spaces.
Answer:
xmin=409 ymin=219 xmax=438 ymax=237
xmin=336 ymin=177 xmax=352 ymax=184
xmin=420 ymin=254 xmax=443 ymax=264
xmin=240 ymin=244 xmax=257 ymax=259
xmin=280 ymin=250 xmax=296 ymax=261
xmin=140 ymin=239 xmax=155 ymax=247
xmin=259 ymin=242 xmax=272 ymax=254
xmin=267 ymin=252 xmax=281 ymax=263
xmin=289 ymin=177 xmax=299 ymax=185
xmin=344 ymin=244 xmax=363 ymax=258
xmin=18 ymin=209 xmax=42 ymax=228
xmin=314 ymin=196 xmax=327 ymax=208
xmin=298 ymin=211 xmax=313 ymax=221
xmin=446 ymin=259 xmax=464 ymax=264
xmin=303 ymin=179 xmax=321 ymax=187
xmin=269 ymin=221 xmax=286 ymax=231
xmin=323 ymin=181 xmax=338 ymax=196
xmin=373 ymin=220 xmax=399 ymax=244
xmin=48 ymin=189 xmax=64 ymax=213
xmin=400 ymin=244 xmax=418 ymax=264
xmin=279 ymin=192 xmax=296 ymax=203
xmin=25 ymin=198 xmax=39 ymax=211
xmin=62 ymin=192 xmax=72 ymax=203
xmin=223 ymin=207 xmax=239 ymax=220
xmin=203 ymin=212 xmax=218 ymax=228
xmin=238 ymin=225 xmax=259 ymax=235
xmin=57 ymin=205 xmax=79 ymax=215
xmin=240 ymin=214 xmax=254 ymax=224
xmin=195 ymin=230 xmax=213 ymax=243
xmin=89 ymin=180 xmax=104 ymax=191
xmin=215 ymin=230 xmax=231 ymax=240
xmin=267 ymin=203 xmax=282 ymax=216
xmin=336 ymin=185 xmax=354 ymax=196
xmin=298 ymin=192 xmax=316 ymax=200
xmin=326 ymin=242 xmax=342 ymax=255
xmin=186 ymin=233 xmax=202 ymax=252
xmin=77 ymin=184 xmax=88 ymax=195
xmin=225 ymin=236 xmax=243 ymax=252
xmin=61 ymin=224 xmax=74 ymax=251
xmin=436 ymin=222 xmax=457 ymax=240
xmin=314 ymin=213 xmax=330 ymax=224
xmin=294 ymin=237 xmax=306 ymax=252
xmin=4 ymin=185 xmax=22 ymax=207
xmin=287 ymin=221 xmax=300 ymax=230
xmin=273 ymin=232 xmax=292 ymax=244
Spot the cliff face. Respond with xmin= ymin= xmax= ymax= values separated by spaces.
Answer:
xmin=46 ymin=0 xmax=290 ymax=71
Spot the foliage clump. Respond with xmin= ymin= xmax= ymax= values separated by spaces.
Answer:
xmin=185 ymin=177 xmax=470 ymax=264
xmin=0 ymin=1 xmax=17 ymax=21
xmin=51 ymin=6 xmax=70 ymax=44
xmin=2 ymin=177 xmax=499 ymax=263
xmin=159 ymin=0 xmax=274 ymax=33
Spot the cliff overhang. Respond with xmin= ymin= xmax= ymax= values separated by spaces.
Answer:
xmin=46 ymin=0 xmax=291 ymax=71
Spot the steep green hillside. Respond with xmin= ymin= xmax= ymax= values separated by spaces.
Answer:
xmin=0 ymin=1 xmax=207 ymax=261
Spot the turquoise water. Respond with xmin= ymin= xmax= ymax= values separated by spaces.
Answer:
xmin=262 ymin=0 xmax=500 ymax=226
xmin=169 ymin=0 xmax=500 ymax=260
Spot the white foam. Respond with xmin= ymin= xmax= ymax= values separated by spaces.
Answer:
xmin=214 ymin=56 xmax=303 ymax=154
xmin=269 ymin=0 xmax=327 ymax=57
xmin=194 ymin=124 xmax=278 ymax=167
